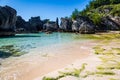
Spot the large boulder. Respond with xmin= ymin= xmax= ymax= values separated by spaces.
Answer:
xmin=72 ymin=20 xmax=80 ymax=32
xmin=60 ymin=18 xmax=72 ymax=31
xmin=43 ymin=21 xmax=58 ymax=31
xmin=101 ymin=16 xmax=120 ymax=30
xmin=43 ymin=18 xmax=59 ymax=32
xmin=79 ymin=22 xmax=95 ymax=34
xmin=29 ymin=16 xmax=43 ymax=31
xmin=0 ymin=5 xmax=17 ymax=36
xmin=72 ymin=16 xmax=95 ymax=34
xmin=113 ymin=16 xmax=120 ymax=26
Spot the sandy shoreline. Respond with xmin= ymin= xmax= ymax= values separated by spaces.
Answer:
xmin=36 ymin=55 xmax=101 ymax=80
xmin=36 ymin=38 xmax=120 ymax=80
xmin=0 ymin=40 xmax=96 ymax=80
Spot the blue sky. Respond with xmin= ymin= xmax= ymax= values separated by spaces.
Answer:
xmin=0 ymin=0 xmax=90 ymax=21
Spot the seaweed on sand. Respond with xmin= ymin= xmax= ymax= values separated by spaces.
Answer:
xmin=0 ymin=45 xmax=25 ymax=58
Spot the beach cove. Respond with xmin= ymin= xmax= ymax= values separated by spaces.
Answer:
xmin=0 ymin=0 xmax=120 ymax=80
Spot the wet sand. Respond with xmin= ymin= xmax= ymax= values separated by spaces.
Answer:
xmin=0 ymin=40 xmax=96 ymax=80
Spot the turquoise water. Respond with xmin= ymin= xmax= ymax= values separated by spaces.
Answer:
xmin=0 ymin=32 xmax=87 ymax=53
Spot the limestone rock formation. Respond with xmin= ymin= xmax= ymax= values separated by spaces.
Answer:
xmin=29 ymin=16 xmax=43 ymax=31
xmin=0 ymin=5 xmax=17 ymax=36
xmin=43 ymin=21 xmax=58 ymax=31
xmin=101 ymin=16 xmax=120 ymax=30
xmin=60 ymin=18 xmax=72 ymax=31
xmin=72 ymin=16 xmax=95 ymax=33
xmin=16 ymin=16 xmax=43 ymax=33
xmin=16 ymin=16 xmax=27 ymax=32
xmin=42 ymin=18 xmax=59 ymax=32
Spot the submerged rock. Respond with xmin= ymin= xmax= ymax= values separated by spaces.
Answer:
xmin=0 ymin=45 xmax=25 ymax=58
xmin=0 ymin=5 xmax=17 ymax=36
xmin=45 ymin=31 xmax=53 ymax=34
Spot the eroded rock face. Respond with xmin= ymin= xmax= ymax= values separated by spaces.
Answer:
xmin=60 ymin=18 xmax=72 ymax=31
xmin=43 ymin=18 xmax=59 ymax=32
xmin=16 ymin=16 xmax=43 ymax=33
xmin=0 ymin=6 xmax=17 ymax=36
xmin=29 ymin=16 xmax=43 ymax=31
xmin=101 ymin=16 xmax=120 ymax=30
xmin=16 ymin=16 xmax=59 ymax=33
xmin=43 ymin=21 xmax=58 ymax=31
xmin=113 ymin=16 xmax=120 ymax=26
xmin=72 ymin=16 xmax=95 ymax=34
xmin=16 ymin=16 xmax=27 ymax=32
xmin=72 ymin=20 xmax=80 ymax=32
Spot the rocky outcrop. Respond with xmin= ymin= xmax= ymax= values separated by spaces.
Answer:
xmin=0 ymin=6 xmax=17 ymax=36
xmin=16 ymin=16 xmax=27 ymax=32
xmin=29 ymin=16 xmax=43 ymax=31
xmin=112 ymin=16 xmax=120 ymax=26
xmin=43 ymin=18 xmax=59 ymax=32
xmin=101 ymin=16 xmax=120 ymax=30
xmin=16 ymin=15 xmax=97 ymax=34
xmin=43 ymin=21 xmax=58 ymax=31
xmin=60 ymin=18 xmax=72 ymax=31
xmin=60 ymin=16 xmax=95 ymax=33
xmin=72 ymin=20 xmax=80 ymax=32
xmin=79 ymin=22 xmax=95 ymax=34
xmin=72 ymin=16 xmax=95 ymax=33
xmin=16 ymin=16 xmax=43 ymax=33
xmin=16 ymin=16 xmax=59 ymax=33
xmin=56 ymin=17 xmax=59 ymax=29
xmin=1 ymin=5 xmax=120 ymax=35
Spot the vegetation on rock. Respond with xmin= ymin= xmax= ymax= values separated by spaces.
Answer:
xmin=71 ymin=0 xmax=120 ymax=30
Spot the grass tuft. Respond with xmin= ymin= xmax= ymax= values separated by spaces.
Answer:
xmin=93 ymin=46 xmax=105 ymax=55
xmin=96 ymin=71 xmax=115 ymax=75
xmin=42 ymin=77 xmax=57 ymax=80
xmin=109 ymin=78 xmax=119 ymax=80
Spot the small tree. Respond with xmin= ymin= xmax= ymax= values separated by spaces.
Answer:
xmin=71 ymin=9 xmax=80 ymax=20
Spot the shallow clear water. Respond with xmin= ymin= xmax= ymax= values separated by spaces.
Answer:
xmin=0 ymin=32 xmax=87 ymax=53
xmin=0 ymin=32 xmax=92 ymax=80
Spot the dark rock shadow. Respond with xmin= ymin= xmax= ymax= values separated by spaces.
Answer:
xmin=0 ymin=35 xmax=41 ymax=38
xmin=0 ymin=51 xmax=12 ymax=59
